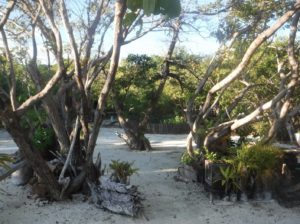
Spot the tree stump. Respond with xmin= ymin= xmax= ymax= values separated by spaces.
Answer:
xmin=89 ymin=176 xmax=144 ymax=218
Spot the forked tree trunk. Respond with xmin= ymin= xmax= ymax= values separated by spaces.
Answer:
xmin=113 ymin=92 xmax=151 ymax=151
xmin=113 ymin=20 xmax=180 ymax=150
xmin=116 ymin=129 xmax=151 ymax=151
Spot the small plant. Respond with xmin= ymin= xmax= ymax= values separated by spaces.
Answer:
xmin=205 ymin=148 xmax=218 ymax=163
xmin=224 ymin=141 xmax=283 ymax=193
xmin=205 ymin=119 xmax=215 ymax=128
xmin=0 ymin=153 xmax=13 ymax=197
xmin=196 ymin=126 xmax=206 ymax=138
xmin=109 ymin=160 xmax=139 ymax=184
xmin=30 ymin=126 xmax=54 ymax=151
xmin=180 ymin=149 xmax=201 ymax=166
xmin=215 ymin=165 xmax=241 ymax=194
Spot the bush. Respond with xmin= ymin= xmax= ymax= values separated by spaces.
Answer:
xmin=163 ymin=116 xmax=186 ymax=124
xmin=0 ymin=153 xmax=13 ymax=197
xmin=109 ymin=160 xmax=139 ymax=184
xmin=223 ymin=141 xmax=283 ymax=191
xmin=180 ymin=149 xmax=201 ymax=166
xmin=30 ymin=126 xmax=54 ymax=151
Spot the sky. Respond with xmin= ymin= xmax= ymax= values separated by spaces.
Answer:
xmin=0 ymin=0 xmax=224 ymax=65
xmin=117 ymin=28 xmax=219 ymax=59
xmin=29 ymin=18 xmax=220 ymax=65
xmin=32 ymin=1 xmax=221 ymax=64
xmin=3 ymin=0 xmax=290 ymax=66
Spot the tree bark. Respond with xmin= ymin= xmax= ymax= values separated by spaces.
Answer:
xmin=0 ymin=97 xmax=62 ymax=200
xmin=61 ymin=0 xmax=128 ymax=194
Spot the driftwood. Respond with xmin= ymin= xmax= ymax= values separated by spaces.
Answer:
xmin=178 ymin=164 xmax=198 ymax=182
xmin=89 ymin=176 xmax=144 ymax=218
xmin=282 ymin=183 xmax=300 ymax=193
xmin=0 ymin=159 xmax=27 ymax=182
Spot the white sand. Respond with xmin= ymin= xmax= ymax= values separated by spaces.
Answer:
xmin=1 ymin=127 xmax=300 ymax=224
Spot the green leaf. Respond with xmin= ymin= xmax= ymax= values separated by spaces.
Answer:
xmin=149 ymin=0 xmax=155 ymax=13
xmin=232 ymin=182 xmax=241 ymax=190
xmin=219 ymin=166 xmax=226 ymax=177
xmin=157 ymin=0 xmax=181 ymax=18
xmin=222 ymin=180 xmax=226 ymax=186
xmin=136 ymin=18 xmax=143 ymax=37
xmin=142 ymin=0 xmax=181 ymax=18
xmin=168 ymin=0 xmax=181 ymax=18
xmin=127 ymin=0 xmax=143 ymax=12
xmin=143 ymin=0 xmax=151 ymax=16
xmin=123 ymin=12 xmax=137 ymax=27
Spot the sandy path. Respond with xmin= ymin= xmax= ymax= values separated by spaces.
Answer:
xmin=0 ymin=127 xmax=300 ymax=224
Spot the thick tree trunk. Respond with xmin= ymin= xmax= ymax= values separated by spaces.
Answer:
xmin=0 ymin=97 xmax=62 ymax=200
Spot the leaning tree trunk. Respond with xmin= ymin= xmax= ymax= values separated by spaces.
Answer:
xmin=0 ymin=97 xmax=62 ymax=200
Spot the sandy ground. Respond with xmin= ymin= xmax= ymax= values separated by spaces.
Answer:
xmin=1 ymin=127 xmax=300 ymax=224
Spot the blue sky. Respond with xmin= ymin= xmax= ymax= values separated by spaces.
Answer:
xmin=118 ymin=28 xmax=220 ymax=59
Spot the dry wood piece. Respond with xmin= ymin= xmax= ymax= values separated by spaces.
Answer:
xmin=0 ymin=159 xmax=27 ymax=182
xmin=178 ymin=164 xmax=198 ymax=182
xmin=89 ymin=176 xmax=144 ymax=218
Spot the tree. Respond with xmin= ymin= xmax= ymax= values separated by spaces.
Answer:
xmin=113 ymin=18 xmax=181 ymax=150
xmin=182 ymin=0 xmax=300 ymax=173
xmin=0 ymin=0 xmax=184 ymax=203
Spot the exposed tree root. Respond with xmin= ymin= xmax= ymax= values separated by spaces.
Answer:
xmin=115 ymin=131 xmax=152 ymax=151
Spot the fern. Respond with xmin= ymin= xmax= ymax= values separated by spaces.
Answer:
xmin=0 ymin=153 xmax=13 ymax=198
xmin=109 ymin=160 xmax=139 ymax=184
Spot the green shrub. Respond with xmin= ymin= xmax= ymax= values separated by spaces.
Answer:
xmin=20 ymin=108 xmax=47 ymax=129
xmin=204 ymin=148 xmax=218 ymax=163
xmin=223 ymin=141 xmax=283 ymax=191
xmin=163 ymin=116 xmax=186 ymax=124
xmin=253 ymin=120 xmax=270 ymax=137
xmin=180 ymin=149 xmax=201 ymax=166
xmin=0 ymin=153 xmax=13 ymax=197
xmin=109 ymin=160 xmax=139 ymax=184
xmin=30 ymin=126 xmax=54 ymax=151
